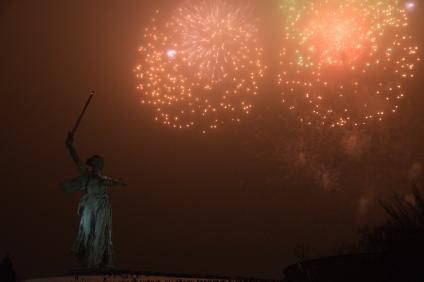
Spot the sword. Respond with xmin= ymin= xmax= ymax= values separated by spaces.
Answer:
xmin=71 ymin=90 xmax=95 ymax=136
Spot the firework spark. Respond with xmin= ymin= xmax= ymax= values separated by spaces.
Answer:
xmin=278 ymin=0 xmax=420 ymax=127
xmin=405 ymin=1 xmax=416 ymax=11
xmin=135 ymin=0 xmax=266 ymax=132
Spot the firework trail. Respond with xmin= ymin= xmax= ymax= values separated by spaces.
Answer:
xmin=135 ymin=0 xmax=266 ymax=132
xmin=277 ymin=0 xmax=420 ymax=127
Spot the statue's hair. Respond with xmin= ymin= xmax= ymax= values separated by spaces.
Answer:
xmin=86 ymin=155 xmax=104 ymax=168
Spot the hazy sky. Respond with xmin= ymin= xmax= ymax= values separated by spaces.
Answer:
xmin=1 ymin=0 xmax=424 ymax=279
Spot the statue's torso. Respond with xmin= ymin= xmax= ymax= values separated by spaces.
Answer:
xmin=84 ymin=173 xmax=108 ymax=195
xmin=79 ymin=173 xmax=110 ymax=211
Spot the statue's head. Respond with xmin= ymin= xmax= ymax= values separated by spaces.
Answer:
xmin=86 ymin=155 xmax=104 ymax=171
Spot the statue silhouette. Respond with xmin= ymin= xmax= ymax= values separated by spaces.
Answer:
xmin=61 ymin=132 xmax=126 ymax=270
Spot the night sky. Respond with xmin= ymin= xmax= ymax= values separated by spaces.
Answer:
xmin=1 ymin=0 xmax=424 ymax=280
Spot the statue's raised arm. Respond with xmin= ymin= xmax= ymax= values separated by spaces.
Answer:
xmin=66 ymin=132 xmax=87 ymax=175
xmin=59 ymin=132 xmax=88 ymax=192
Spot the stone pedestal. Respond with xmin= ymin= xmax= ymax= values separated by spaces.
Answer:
xmin=21 ymin=272 xmax=244 ymax=282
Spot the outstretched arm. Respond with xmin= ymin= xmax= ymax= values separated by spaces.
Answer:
xmin=66 ymin=132 xmax=86 ymax=174
xmin=59 ymin=175 xmax=86 ymax=192
xmin=101 ymin=176 xmax=127 ymax=188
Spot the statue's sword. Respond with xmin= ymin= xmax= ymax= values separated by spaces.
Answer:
xmin=71 ymin=91 xmax=94 ymax=135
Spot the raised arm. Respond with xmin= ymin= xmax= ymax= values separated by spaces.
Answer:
xmin=66 ymin=132 xmax=86 ymax=174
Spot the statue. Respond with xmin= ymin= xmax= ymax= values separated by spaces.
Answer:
xmin=60 ymin=92 xmax=126 ymax=270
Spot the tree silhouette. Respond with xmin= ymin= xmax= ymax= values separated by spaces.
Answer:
xmin=360 ymin=184 xmax=424 ymax=280
xmin=0 ymin=253 xmax=16 ymax=282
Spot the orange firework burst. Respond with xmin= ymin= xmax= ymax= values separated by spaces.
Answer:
xmin=135 ymin=0 xmax=266 ymax=132
xmin=278 ymin=0 xmax=420 ymax=127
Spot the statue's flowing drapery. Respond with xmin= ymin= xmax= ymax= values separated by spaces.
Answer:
xmin=61 ymin=173 xmax=120 ymax=269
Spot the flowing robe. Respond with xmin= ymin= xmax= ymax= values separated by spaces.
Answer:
xmin=61 ymin=172 xmax=121 ymax=269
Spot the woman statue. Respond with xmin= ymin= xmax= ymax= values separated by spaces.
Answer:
xmin=60 ymin=132 xmax=126 ymax=270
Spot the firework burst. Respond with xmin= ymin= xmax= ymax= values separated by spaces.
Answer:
xmin=278 ymin=0 xmax=420 ymax=127
xmin=135 ymin=0 xmax=266 ymax=132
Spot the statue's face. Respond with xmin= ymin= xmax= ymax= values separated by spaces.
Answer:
xmin=87 ymin=155 xmax=104 ymax=171
xmin=94 ymin=158 xmax=104 ymax=170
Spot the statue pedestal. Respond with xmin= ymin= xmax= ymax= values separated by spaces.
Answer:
xmin=21 ymin=272 xmax=243 ymax=282
xmin=66 ymin=267 xmax=130 ymax=276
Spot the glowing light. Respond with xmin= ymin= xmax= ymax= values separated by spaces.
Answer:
xmin=135 ymin=1 xmax=266 ymax=132
xmin=166 ymin=49 xmax=177 ymax=59
xmin=405 ymin=1 xmax=416 ymax=11
xmin=278 ymin=0 xmax=420 ymax=127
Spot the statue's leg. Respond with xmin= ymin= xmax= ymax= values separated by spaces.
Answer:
xmin=105 ymin=223 xmax=114 ymax=267
xmin=84 ymin=209 xmax=97 ymax=269
xmin=93 ymin=203 xmax=114 ymax=268
xmin=106 ymin=207 xmax=114 ymax=267
xmin=74 ymin=206 xmax=95 ymax=269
